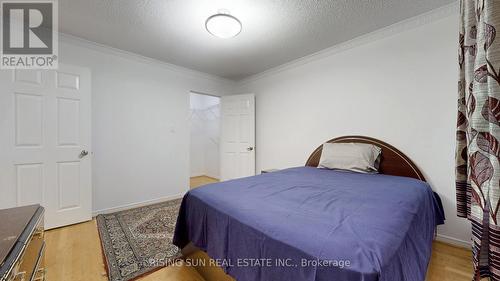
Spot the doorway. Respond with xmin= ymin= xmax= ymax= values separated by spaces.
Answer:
xmin=0 ymin=65 xmax=92 ymax=229
xmin=189 ymin=92 xmax=221 ymax=188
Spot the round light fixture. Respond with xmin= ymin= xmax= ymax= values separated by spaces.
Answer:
xmin=205 ymin=12 xmax=242 ymax=39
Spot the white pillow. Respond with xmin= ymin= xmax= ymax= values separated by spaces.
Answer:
xmin=317 ymin=143 xmax=382 ymax=173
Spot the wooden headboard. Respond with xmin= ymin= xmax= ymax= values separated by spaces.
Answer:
xmin=305 ymin=136 xmax=425 ymax=181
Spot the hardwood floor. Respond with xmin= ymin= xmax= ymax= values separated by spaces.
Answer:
xmin=190 ymin=175 xmax=219 ymax=189
xmin=45 ymin=220 xmax=205 ymax=281
xmin=45 ymin=220 xmax=108 ymax=281
xmin=44 ymin=176 xmax=474 ymax=281
xmin=426 ymin=241 xmax=473 ymax=281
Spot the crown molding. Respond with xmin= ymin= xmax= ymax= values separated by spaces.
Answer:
xmin=59 ymin=33 xmax=236 ymax=85
xmin=238 ymin=2 xmax=459 ymax=85
xmin=58 ymin=2 xmax=458 ymax=86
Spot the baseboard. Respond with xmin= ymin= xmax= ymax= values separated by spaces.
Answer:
xmin=205 ymin=175 xmax=219 ymax=181
xmin=191 ymin=173 xmax=220 ymax=179
xmin=191 ymin=175 xmax=219 ymax=180
xmin=92 ymin=193 xmax=185 ymax=217
xmin=204 ymin=173 xmax=220 ymax=180
xmin=436 ymin=234 xmax=471 ymax=249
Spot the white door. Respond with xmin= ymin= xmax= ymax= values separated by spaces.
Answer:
xmin=220 ymin=94 xmax=255 ymax=181
xmin=0 ymin=64 xmax=92 ymax=229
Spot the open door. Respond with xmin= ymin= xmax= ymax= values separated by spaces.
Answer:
xmin=0 ymin=65 xmax=92 ymax=229
xmin=220 ymin=94 xmax=255 ymax=181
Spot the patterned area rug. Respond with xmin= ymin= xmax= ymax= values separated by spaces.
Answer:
xmin=96 ymin=199 xmax=182 ymax=281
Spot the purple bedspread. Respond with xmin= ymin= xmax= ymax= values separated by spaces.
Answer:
xmin=173 ymin=167 xmax=443 ymax=281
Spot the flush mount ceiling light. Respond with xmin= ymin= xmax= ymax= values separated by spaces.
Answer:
xmin=205 ymin=11 xmax=242 ymax=39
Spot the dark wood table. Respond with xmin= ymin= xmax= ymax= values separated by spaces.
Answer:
xmin=0 ymin=205 xmax=45 ymax=281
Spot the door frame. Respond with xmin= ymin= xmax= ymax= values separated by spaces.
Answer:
xmin=188 ymin=90 xmax=222 ymax=186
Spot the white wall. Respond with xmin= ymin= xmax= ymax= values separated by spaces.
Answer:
xmin=189 ymin=93 xmax=221 ymax=178
xmin=59 ymin=36 xmax=235 ymax=214
xmin=58 ymin=4 xmax=468 ymax=244
xmin=236 ymin=11 xmax=470 ymax=244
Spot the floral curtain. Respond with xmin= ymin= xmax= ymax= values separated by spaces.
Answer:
xmin=456 ymin=0 xmax=500 ymax=280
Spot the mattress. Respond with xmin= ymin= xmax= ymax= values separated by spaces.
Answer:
xmin=174 ymin=167 xmax=444 ymax=281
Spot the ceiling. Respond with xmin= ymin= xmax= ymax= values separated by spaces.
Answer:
xmin=59 ymin=0 xmax=455 ymax=80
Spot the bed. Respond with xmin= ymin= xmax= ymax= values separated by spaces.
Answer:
xmin=173 ymin=136 xmax=445 ymax=281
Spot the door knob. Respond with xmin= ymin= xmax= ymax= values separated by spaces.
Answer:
xmin=246 ymin=147 xmax=254 ymax=151
xmin=79 ymin=150 xmax=89 ymax=158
